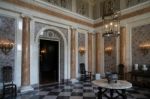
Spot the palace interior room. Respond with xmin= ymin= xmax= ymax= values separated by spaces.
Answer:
xmin=0 ymin=0 xmax=150 ymax=99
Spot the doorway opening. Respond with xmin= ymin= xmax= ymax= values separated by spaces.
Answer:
xmin=39 ymin=39 xmax=59 ymax=84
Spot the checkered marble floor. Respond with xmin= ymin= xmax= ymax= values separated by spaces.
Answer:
xmin=4 ymin=81 xmax=150 ymax=99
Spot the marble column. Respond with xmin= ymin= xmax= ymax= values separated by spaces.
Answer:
xmin=21 ymin=16 xmax=33 ymax=93
xmin=120 ymin=27 xmax=126 ymax=66
xmin=88 ymin=33 xmax=93 ymax=72
xmin=96 ymin=33 xmax=101 ymax=73
xmin=120 ymin=27 xmax=127 ymax=78
xmin=70 ymin=28 xmax=76 ymax=79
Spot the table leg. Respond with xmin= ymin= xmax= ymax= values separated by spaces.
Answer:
xmin=122 ymin=89 xmax=127 ymax=99
xmin=110 ymin=89 xmax=114 ymax=99
xmin=98 ymin=87 xmax=102 ymax=99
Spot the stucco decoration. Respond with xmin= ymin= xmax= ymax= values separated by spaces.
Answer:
xmin=132 ymin=24 xmax=150 ymax=66
xmin=34 ymin=22 xmax=68 ymax=42
xmin=77 ymin=0 xmax=89 ymax=17
xmin=39 ymin=29 xmax=65 ymax=82
xmin=127 ymin=0 xmax=148 ymax=8
xmin=43 ymin=0 xmax=72 ymax=10
xmin=104 ymin=37 xmax=117 ymax=72
xmin=0 ymin=15 xmax=15 ymax=83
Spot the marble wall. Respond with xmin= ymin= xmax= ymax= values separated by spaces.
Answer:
xmin=104 ymin=37 xmax=117 ymax=72
xmin=78 ymin=32 xmax=86 ymax=77
xmin=78 ymin=33 xmax=85 ymax=65
xmin=0 ymin=15 xmax=16 ymax=83
xmin=132 ymin=24 xmax=150 ymax=66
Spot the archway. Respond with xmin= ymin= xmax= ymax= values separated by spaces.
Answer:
xmin=35 ymin=26 xmax=68 ymax=84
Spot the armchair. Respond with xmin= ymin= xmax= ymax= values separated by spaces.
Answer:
xmin=79 ymin=63 xmax=92 ymax=81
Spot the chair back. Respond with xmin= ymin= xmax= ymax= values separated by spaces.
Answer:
xmin=79 ymin=63 xmax=86 ymax=74
xmin=118 ymin=64 xmax=124 ymax=74
xmin=2 ymin=66 xmax=13 ymax=84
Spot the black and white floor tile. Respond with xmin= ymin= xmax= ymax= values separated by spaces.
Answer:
xmin=3 ymin=81 xmax=150 ymax=99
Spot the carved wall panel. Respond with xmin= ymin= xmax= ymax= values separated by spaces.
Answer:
xmin=43 ymin=0 xmax=72 ymax=10
xmin=76 ymin=0 xmax=89 ymax=17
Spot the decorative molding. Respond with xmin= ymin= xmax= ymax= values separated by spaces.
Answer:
xmin=3 ymin=0 xmax=150 ymax=28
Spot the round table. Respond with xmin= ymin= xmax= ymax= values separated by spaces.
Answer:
xmin=92 ymin=79 xmax=132 ymax=99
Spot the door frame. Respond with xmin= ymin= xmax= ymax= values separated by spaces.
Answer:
xmin=39 ymin=38 xmax=60 ymax=84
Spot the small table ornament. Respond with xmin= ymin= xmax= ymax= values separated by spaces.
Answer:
xmin=134 ymin=64 xmax=138 ymax=70
xmin=106 ymin=73 xmax=118 ymax=84
xmin=142 ymin=64 xmax=148 ymax=71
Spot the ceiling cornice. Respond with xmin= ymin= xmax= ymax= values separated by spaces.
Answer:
xmin=4 ymin=0 xmax=94 ymax=27
xmin=3 ymin=0 xmax=150 ymax=28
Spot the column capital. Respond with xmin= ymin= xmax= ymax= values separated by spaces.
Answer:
xmin=88 ymin=30 xmax=96 ymax=34
xmin=70 ymin=26 xmax=78 ymax=31
xmin=21 ymin=13 xmax=33 ymax=20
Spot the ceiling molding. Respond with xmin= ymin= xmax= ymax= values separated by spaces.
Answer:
xmin=3 ymin=0 xmax=150 ymax=28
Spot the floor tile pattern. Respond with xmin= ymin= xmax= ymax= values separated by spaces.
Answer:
xmin=3 ymin=81 xmax=150 ymax=99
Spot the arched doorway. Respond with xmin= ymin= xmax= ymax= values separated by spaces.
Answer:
xmin=36 ymin=26 xmax=68 ymax=84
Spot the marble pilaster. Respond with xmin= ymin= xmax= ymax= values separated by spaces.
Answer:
xmin=88 ymin=33 xmax=93 ymax=73
xmin=120 ymin=27 xmax=127 ymax=78
xmin=70 ymin=28 xmax=76 ymax=79
xmin=120 ymin=27 xmax=126 ymax=66
xmin=96 ymin=33 xmax=101 ymax=73
xmin=21 ymin=16 xmax=33 ymax=93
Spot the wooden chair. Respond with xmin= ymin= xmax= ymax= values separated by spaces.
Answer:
xmin=2 ymin=66 xmax=17 ymax=98
xmin=79 ymin=63 xmax=92 ymax=82
xmin=118 ymin=64 xmax=125 ymax=80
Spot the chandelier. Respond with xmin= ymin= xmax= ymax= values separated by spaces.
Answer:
xmin=0 ymin=38 xmax=14 ymax=55
xmin=102 ymin=0 xmax=120 ymax=37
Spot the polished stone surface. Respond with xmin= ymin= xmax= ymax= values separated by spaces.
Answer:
xmin=92 ymin=79 xmax=132 ymax=89
xmin=2 ymin=81 xmax=150 ymax=99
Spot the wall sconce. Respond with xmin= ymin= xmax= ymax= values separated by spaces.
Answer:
xmin=40 ymin=47 xmax=47 ymax=55
xmin=105 ymin=47 xmax=112 ymax=56
xmin=139 ymin=44 xmax=150 ymax=55
xmin=0 ymin=38 xmax=14 ymax=55
xmin=79 ymin=47 xmax=86 ymax=56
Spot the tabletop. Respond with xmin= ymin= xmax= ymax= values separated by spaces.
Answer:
xmin=92 ymin=79 xmax=132 ymax=89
